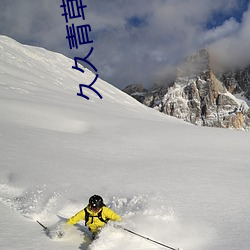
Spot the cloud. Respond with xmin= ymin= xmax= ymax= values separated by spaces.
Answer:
xmin=200 ymin=18 xmax=240 ymax=45
xmin=0 ymin=0 xmax=65 ymax=47
xmin=86 ymin=0 xmax=249 ymax=87
xmin=209 ymin=3 xmax=250 ymax=69
xmin=0 ymin=0 xmax=249 ymax=88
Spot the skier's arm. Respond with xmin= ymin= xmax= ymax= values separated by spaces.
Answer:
xmin=104 ymin=207 xmax=122 ymax=222
xmin=67 ymin=209 xmax=85 ymax=225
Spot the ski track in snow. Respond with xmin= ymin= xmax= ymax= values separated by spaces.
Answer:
xmin=0 ymin=99 xmax=92 ymax=134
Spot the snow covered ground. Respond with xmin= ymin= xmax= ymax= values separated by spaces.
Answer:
xmin=0 ymin=35 xmax=250 ymax=250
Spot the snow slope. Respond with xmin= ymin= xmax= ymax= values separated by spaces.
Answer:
xmin=0 ymin=35 xmax=250 ymax=250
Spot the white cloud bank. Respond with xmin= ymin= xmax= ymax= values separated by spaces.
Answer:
xmin=0 ymin=0 xmax=249 ymax=87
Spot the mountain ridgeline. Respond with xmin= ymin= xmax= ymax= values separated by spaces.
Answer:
xmin=123 ymin=49 xmax=250 ymax=130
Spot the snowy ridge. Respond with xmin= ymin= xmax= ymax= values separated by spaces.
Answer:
xmin=0 ymin=35 xmax=146 ymax=108
xmin=1 ymin=36 xmax=250 ymax=250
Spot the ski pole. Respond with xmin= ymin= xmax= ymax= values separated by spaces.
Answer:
xmin=122 ymin=227 xmax=180 ymax=250
xmin=37 ymin=220 xmax=48 ymax=231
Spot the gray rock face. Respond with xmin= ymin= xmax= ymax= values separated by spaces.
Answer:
xmin=218 ymin=66 xmax=250 ymax=99
xmin=123 ymin=49 xmax=250 ymax=130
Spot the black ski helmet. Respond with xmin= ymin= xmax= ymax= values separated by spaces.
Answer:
xmin=89 ymin=195 xmax=104 ymax=210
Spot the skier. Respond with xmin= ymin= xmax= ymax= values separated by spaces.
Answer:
xmin=66 ymin=194 xmax=122 ymax=239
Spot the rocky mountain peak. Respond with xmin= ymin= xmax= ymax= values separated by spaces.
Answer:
xmin=123 ymin=49 xmax=250 ymax=130
xmin=177 ymin=49 xmax=210 ymax=78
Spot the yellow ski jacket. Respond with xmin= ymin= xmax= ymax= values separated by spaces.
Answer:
xmin=67 ymin=206 xmax=121 ymax=233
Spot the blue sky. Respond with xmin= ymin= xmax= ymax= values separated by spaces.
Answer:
xmin=206 ymin=0 xmax=249 ymax=29
xmin=0 ymin=0 xmax=249 ymax=89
